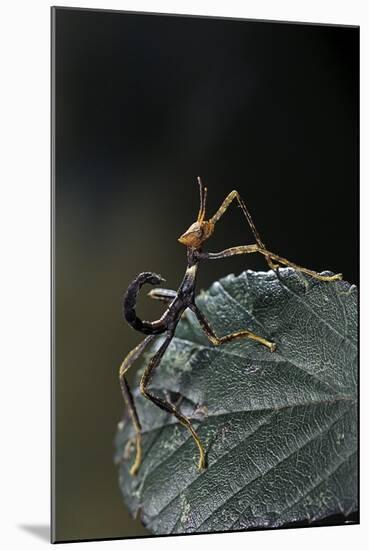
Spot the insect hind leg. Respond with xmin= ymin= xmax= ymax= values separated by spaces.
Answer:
xmin=140 ymin=331 xmax=206 ymax=470
xmin=118 ymin=334 xmax=156 ymax=475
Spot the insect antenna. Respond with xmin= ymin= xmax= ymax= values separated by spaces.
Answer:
xmin=197 ymin=176 xmax=207 ymax=222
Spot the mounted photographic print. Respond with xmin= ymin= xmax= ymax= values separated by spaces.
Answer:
xmin=51 ymin=6 xmax=359 ymax=543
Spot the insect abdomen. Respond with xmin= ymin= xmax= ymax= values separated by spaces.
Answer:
xmin=123 ymin=272 xmax=167 ymax=334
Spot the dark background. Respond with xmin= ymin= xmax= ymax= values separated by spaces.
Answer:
xmin=52 ymin=7 xmax=359 ymax=542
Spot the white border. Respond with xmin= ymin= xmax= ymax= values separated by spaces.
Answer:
xmin=0 ymin=1 xmax=366 ymax=549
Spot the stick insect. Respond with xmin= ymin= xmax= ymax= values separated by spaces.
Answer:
xmin=119 ymin=177 xmax=342 ymax=476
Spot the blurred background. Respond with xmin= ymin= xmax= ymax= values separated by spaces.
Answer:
xmin=52 ymin=7 xmax=358 ymax=542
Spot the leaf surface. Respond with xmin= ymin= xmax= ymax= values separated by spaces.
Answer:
xmin=115 ymin=268 xmax=358 ymax=534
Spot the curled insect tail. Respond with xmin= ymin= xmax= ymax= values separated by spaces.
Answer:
xmin=123 ymin=272 xmax=166 ymax=334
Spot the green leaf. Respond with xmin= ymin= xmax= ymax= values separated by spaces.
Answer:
xmin=115 ymin=268 xmax=358 ymax=534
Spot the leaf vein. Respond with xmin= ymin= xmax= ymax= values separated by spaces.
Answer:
xmin=272 ymin=449 xmax=357 ymax=525
xmin=276 ymin=274 xmax=356 ymax=349
xmin=194 ymin=404 xmax=354 ymax=532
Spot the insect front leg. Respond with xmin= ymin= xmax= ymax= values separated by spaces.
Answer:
xmin=139 ymin=330 xmax=206 ymax=471
xmin=190 ymin=303 xmax=276 ymax=352
xmin=119 ymin=334 xmax=157 ymax=475
xmin=197 ymin=245 xmax=342 ymax=282
xmin=147 ymin=288 xmax=177 ymax=304
xmin=209 ymin=190 xmax=279 ymax=270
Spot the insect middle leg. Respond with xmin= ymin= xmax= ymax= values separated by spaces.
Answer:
xmin=119 ymin=334 xmax=156 ymax=476
xmin=190 ymin=303 xmax=276 ymax=352
xmin=140 ymin=330 xmax=206 ymax=471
